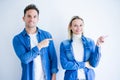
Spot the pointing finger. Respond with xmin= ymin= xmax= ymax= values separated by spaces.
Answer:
xmin=47 ymin=38 xmax=53 ymax=41
xmin=103 ymin=35 xmax=108 ymax=39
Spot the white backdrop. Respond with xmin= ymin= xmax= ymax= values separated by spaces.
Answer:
xmin=0 ymin=0 xmax=120 ymax=80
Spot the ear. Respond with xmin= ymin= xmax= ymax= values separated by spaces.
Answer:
xmin=69 ymin=26 xmax=72 ymax=30
xmin=23 ymin=16 xmax=25 ymax=21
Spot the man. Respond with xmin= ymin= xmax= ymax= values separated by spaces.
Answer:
xmin=13 ymin=4 xmax=58 ymax=80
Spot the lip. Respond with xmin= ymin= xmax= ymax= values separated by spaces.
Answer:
xmin=28 ymin=21 xmax=33 ymax=23
xmin=28 ymin=21 xmax=34 ymax=24
xmin=76 ymin=30 xmax=81 ymax=32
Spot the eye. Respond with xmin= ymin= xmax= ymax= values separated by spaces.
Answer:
xmin=74 ymin=24 xmax=78 ymax=27
xmin=80 ymin=24 xmax=83 ymax=27
xmin=27 ymin=15 xmax=31 ymax=18
xmin=34 ymin=15 xmax=38 ymax=18
xmin=34 ymin=15 xmax=37 ymax=18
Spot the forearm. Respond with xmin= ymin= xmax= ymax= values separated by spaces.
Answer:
xmin=61 ymin=58 xmax=81 ymax=70
xmin=89 ymin=46 xmax=101 ymax=67
xmin=51 ymin=74 xmax=56 ymax=80
xmin=19 ymin=46 xmax=40 ymax=64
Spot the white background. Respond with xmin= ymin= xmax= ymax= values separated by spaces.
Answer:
xmin=0 ymin=0 xmax=120 ymax=80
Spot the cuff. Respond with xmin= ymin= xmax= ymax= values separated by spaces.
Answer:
xmin=78 ymin=62 xmax=85 ymax=69
xmin=51 ymin=68 xmax=59 ymax=73
xmin=32 ymin=46 xmax=40 ymax=55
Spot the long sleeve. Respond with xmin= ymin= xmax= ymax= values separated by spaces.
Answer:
xmin=48 ymin=40 xmax=58 ymax=73
xmin=89 ymin=40 xmax=101 ymax=67
xmin=12 ymin=36 xmax=40 ymax=64
xmin=60 ymin=42 xmax=85 ymax=70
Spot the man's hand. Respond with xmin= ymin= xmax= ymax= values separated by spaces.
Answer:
xmin=37 ymin=38 xmax=52 ymax=50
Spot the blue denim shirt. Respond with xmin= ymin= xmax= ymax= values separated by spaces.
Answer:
xmin=60 ymin=35 xmax=101 ymax=80
xmin=13 ymin=27 xmax=58 ymax=80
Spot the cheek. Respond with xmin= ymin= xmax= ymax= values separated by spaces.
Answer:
xmin=71 ymin=28 xmax=77 ymax=33
xmin=71 ymin=26 xmax=76 ymax=30
xmin=35 ymin=19 xmax=39 ymax=22
xmin=78 ymin=27 xmax=83 ymax=31
xmin=80 ymin=27 xmax=83 ymax=31
xmin=24 ymin=19 xmax=29 ymax=23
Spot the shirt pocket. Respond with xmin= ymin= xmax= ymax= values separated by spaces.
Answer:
xmin=65 ymin=49 xmax=74 ymax=61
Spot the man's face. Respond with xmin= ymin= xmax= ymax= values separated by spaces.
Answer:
xmin=23 ymin=9 xmax=39 ymax=28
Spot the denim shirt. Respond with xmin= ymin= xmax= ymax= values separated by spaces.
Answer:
xmin=60 ymin=35 xmax=101 ymax=80
xmin=13 ymin=27 xmax=58 ymax=80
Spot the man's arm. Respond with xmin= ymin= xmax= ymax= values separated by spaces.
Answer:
xmin=13 ymin=36 xmax=40 ymax=64
xmin=51 ymin=74 xmax=56 ymax=80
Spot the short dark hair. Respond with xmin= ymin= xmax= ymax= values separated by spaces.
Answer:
xmin=24 ymin=4 xmax=39 ymax=16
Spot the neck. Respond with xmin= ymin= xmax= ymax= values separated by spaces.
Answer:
xmin=72 ymin=33 xmax=82 ymax=39
xmin=25 ymin=27 xmax=37 ymax=34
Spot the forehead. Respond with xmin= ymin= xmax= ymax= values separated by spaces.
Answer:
xmin=25 ymin=9 xmax=38 ymax=15
xmin=72 ymin=19 xmax=83 ymax=24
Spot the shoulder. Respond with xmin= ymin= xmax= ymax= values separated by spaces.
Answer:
xmin=12 ymin=29 xmax=26 ymax=43
xmin=38 ymin=28 xmax=52 ymax=38
xmin=39 ymin=29 xmax=50 ymax=34
xmin=82 ymin=35 xmax=94 ymax=43
xmin=13 ymin=31 xmax=22 ymax=41
xmin=12 ymin=34 xmax=22 ymax=46
xmin=60 ymin=39 xmax=71 ymax=46
xmin=82 ymin=35 xmax=95 ymax=48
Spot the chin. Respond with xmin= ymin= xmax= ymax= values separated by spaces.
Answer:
xmin=75 ymin=33 xmax=82 ymax=35
xmin=28 ymin=25 xmax=36 ymax=28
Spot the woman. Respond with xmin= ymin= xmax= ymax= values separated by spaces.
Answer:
xmin=60 ymin=16 xmax=105 ymax=80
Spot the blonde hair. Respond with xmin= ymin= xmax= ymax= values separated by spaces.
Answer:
xmin=68 ymin=16 xmax=84 ymax=39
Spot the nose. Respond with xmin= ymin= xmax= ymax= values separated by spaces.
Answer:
xmin=29 ymin=17 xmax=34 ymax=21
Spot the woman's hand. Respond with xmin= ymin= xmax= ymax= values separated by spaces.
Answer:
xmin=85 ymin=62 xmax=93 ymax=69
xmin=96 ymin=35 xmax=108 ymax=46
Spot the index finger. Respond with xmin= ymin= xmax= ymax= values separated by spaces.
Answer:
xmin=103 ymin=35 xmax=108 ymax=38
xmin=47 ymin=38 xmax=53 ymax=41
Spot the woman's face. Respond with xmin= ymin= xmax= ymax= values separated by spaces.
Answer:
xmin=70 ymin=19 xmax=84 ymax=35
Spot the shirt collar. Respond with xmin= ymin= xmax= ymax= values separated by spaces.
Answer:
xmin=22 ymin=27 xmax=41 ymax=36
